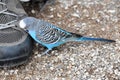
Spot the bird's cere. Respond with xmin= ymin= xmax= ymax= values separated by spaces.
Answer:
xmin=19 ymin=20 xmax=26 ymax=29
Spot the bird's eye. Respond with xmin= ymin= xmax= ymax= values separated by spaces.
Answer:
xmin=26 ymin=30 xmax=29 ymax=32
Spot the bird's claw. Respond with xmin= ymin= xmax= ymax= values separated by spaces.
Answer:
xmin=41 ymin=49 xmax=51 ymax=56
xmin=41 ymin=52 xmax=50 ymax=56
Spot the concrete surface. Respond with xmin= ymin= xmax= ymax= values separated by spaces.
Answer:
xmin=0 ymin=0 xmax=119 ymax=80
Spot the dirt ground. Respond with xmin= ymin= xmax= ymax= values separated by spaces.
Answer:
xmin=0 ymin=0 xmax=120 ymax=80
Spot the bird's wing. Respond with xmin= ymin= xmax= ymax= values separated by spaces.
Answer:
xmin=35 ymin=20 xmax=71 ymax=44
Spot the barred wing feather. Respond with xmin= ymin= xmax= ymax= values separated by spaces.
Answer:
xmin=36 ymin=20 xmax=70 ymax=44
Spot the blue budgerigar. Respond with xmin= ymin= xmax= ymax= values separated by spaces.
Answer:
xmin=19 ymin=17 xmax=115 ymax=55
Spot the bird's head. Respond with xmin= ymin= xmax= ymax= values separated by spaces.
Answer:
xmin=19 ymin=17 xmax=37 ymax=31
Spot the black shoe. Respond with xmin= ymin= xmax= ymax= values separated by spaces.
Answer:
xmin=0 ymin=0 xmax=33 ymax=67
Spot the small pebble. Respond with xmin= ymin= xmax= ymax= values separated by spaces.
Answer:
xmin=31 ymin=10 xmax=35 ymax=14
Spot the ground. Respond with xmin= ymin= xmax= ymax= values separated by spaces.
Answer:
xmin=0 ymin=0 xmax=120 ymax=80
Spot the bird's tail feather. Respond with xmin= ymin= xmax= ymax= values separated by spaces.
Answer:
xmin=78 ymin=36 xmax=115 ymax=42
xmin=71 ymin=33 xmax=115 ymax=42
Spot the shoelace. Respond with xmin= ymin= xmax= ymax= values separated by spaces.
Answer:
xmin=0 ymin=1 xmax=18 ymax=29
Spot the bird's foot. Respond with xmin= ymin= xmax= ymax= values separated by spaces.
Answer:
xmin=41 ymin=49 xmax=51 ymax=56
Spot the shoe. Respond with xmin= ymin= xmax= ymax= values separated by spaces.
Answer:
xmin=0 ymin=0 xmax=33 ymax=67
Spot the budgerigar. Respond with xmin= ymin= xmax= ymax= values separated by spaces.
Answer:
xmin=19 ymin=17 xmax=115 ymax=55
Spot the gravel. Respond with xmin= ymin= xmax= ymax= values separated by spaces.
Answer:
xmin=0 ymin=0 xmax=120 ymax=80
